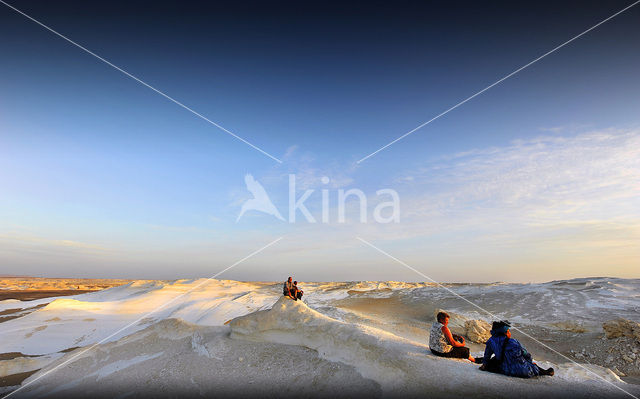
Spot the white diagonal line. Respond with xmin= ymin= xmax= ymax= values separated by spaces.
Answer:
xmin=4 ymin=236 xmax=284 ymax=398
xmin=356 ymin=0 xmax=640 ymax=164
xmin=356 ymin=237 xmax=638 ymax=399
xmin=0 ymin=0 xmax=283 ymax=164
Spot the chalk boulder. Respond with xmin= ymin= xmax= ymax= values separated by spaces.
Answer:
xmin=602 ymin=319 xmax=640 ymax=341
xmin=464 ymin=319 xmax=492 ymax=343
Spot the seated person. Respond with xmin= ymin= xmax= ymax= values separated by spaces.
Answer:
xmin=480 ymin=321 xmax=554 ymax=377
xmin=429 ymin=312 xmax=480 ymax=363
xmin=292 ymin=281 xmax=304 ymax=300
xmin=283 ymin=277 xmax=295 ymax=299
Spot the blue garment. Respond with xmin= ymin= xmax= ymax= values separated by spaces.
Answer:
xmin=483 ymin=335 xmax=540 ymax=378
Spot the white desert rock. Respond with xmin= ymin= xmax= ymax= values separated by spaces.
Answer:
xmin=602 ymin=319 xmax=640 ymax=341
xmin=228 ymin=297 xmax=630 ymax=398
xmin=3 ymin=280 xmax=639 ymax=398
xmin=464 ymin=320 xmax=491 ymax=344
xmin=549 ymin=321 xmax=588 ymax=333
xmin=0 ymin=353 xmax=63 ymax=378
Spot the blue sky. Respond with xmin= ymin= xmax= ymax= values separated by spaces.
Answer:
xmin=1 ymin=0 xmax=639 ymax=281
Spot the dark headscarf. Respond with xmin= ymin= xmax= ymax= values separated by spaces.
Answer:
xmin=490 ymin=320 xmax=511 ymax=336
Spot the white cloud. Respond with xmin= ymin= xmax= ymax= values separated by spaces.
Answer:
xmin=379 ymin=129 xmax=640 ymax=255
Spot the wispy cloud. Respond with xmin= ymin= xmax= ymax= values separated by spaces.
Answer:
xmin=0 ymin=233 xmax=109 ymax=252
xmin=229 ymin=129 xmax=640 ymax=267
xmin=538 ymin=123 xmax=593 ymax=134
xmin=360 ymin=128 xmax=640 ymax=269
xmin=400 ymin=129 xmax=639 ymax=222
xmin=11 ymin=129 xmax=629 ymax=281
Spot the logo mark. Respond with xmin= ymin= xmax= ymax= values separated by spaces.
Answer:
xmin=236 ymin=174 xmax=285 ymax=222
xmin=236 ymin=174 xmax=400 ymax=224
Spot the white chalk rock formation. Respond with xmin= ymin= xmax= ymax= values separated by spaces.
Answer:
xmin=464 ymin=320 xmax=492 ymax=344
xmin=229 ymin=297 xmax=631 ymax=398
xmin=230 ymin=296 xmax=415 ymax=389
xmin=602 ymin=319 xmax=640 ymax=341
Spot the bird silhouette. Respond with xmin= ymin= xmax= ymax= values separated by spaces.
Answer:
xmin=237 ymin=174 xmax=285 ymax=222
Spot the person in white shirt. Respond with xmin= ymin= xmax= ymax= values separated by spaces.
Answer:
xmin=429 ymin=311 xmax=480 ymax=363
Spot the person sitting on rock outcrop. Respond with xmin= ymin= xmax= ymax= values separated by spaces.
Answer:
xmin=292 ymin=281 xmax=303 ymax=300
xmin=480 ymin=320 xmax=554 ymax=377
xmin=429 ymin=312 xmax=480 ymax=363
xmin=283 ymin=277 xmax=295 ymax=300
